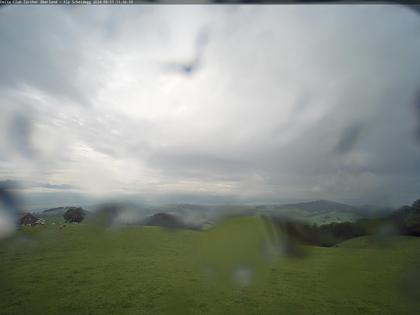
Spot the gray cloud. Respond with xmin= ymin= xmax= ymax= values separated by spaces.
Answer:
xmin=334 ymin=123 xmax=364 ymax=155
xmin=0 ymin=5 xmax=420 ymax=208
xmin=0 ymin=179 xmax=76 ymax=191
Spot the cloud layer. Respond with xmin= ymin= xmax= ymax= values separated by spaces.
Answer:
xmin=1 ymin=5 xmax=420 ymax=207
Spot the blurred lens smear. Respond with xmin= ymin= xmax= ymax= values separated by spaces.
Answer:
xmin=1 ymin=4 xmax=420 ymax=315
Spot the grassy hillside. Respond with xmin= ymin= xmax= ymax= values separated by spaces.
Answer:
xmin=255 ymin=200 xmax=365 ymax=224
xmin=1 ymin=217 xmax=419 ymax=314
xmin=254 ymin=200 xmax=394 ymax=225
xmin=338 ymin=234 xmax=420 ymax=249
xmin=264 ymin=206 xmax=359 ymax=224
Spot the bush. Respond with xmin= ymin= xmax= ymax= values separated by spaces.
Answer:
xmin=63 ymin=207 xmax=86 ymax=223
xmin=393 ymin=199 xmax=420 ymax=236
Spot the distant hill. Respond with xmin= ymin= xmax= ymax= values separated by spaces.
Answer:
xmin=88 ymin=203 xmax=202 ymax=230
xmin=36 ymin=206 xmax=94 ymax=219
xmin=153 ymin=200 xmax=369 ymax=225
xmin=31 ymin=200 xmax=394 ymax=227
xmin=254 ymin=200 xmax=392 ymax=224
xmin=280 ymin=200 xmax=355 ymax=212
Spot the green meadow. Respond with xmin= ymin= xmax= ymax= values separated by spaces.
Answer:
xmin=1 ymin=216 xmax=419 ymax=315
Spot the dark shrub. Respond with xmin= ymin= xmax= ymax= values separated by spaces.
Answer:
xmin=63 ymin=207 xmax=86 ymax=223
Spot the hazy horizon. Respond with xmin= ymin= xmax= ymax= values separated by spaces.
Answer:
xmin=8 ymin=186 xmax=406 ymax=211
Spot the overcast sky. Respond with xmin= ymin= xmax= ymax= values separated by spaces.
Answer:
xmin=1 ymin=5 xmax=420 ymax=208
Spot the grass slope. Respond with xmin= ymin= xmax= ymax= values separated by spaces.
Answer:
xmin=1 ymin=217 xmax=419 ymax=315
xmin=255 ymin=200 xmax=362 ymax=224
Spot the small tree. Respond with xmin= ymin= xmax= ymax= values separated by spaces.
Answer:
xmin=404 ymin=212 xmax=420 ymax=236
xmin=396 ymin=199 xmax=420 ymax=236
xmin=64 ymin=207 xmax=86 ymax=223
xmin=412 ymin=199 xmax=420 ymax=213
